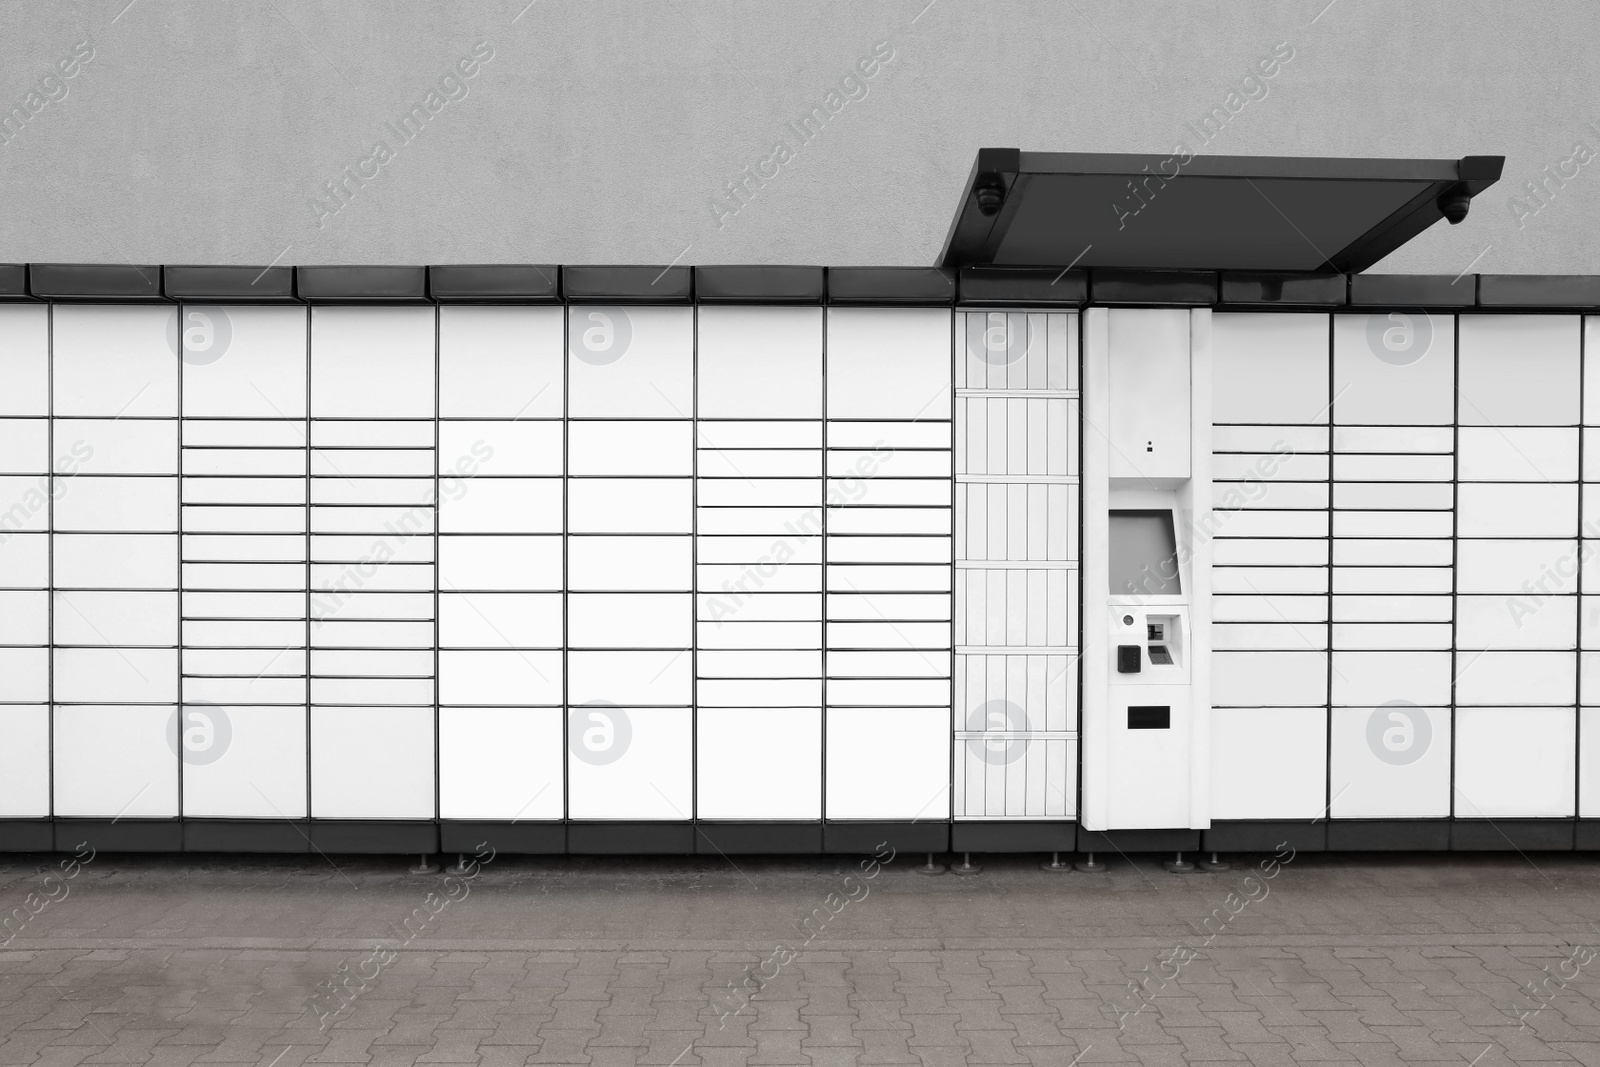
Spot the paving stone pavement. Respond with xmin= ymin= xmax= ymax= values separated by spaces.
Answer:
xmin=2 ymin=848 xmax=1599 ymax=1065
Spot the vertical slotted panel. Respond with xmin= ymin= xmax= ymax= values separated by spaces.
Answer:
xmin=953 ymin=310 xmax=1078 ymax=819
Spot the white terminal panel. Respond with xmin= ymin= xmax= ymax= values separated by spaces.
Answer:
xmin=1083 ymin=308 xmax=1212 ymax=832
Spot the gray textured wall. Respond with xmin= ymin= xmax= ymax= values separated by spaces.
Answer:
xmin=1 ymin=1 xmax=1595 ymax=274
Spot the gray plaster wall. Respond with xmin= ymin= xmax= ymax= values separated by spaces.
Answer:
xmin=1 ymin=0 xmax=1595 ymax=274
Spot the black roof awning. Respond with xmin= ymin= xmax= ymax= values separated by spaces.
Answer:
xmin=939 ymin=150 xmax=1504 ymax=273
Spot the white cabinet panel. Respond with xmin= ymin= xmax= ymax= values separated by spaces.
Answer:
xmin=54 ymin=648 xmax=178 ymax=703
xmin=1330 ymin=651 xmax=1451 ymax=707
xmin=1333 ymin=313 xmax=1454 ymax=426
xmin=827 ymin=309 xmax=951 ymax=419
xmin=567 ymin=307 xmax=693 ymax=419
xmin=697 ymin=306 xmax=822 ymax=419
xmin=696 ymin=708 xmax=821 ymax=819
xmin=0 ymin=418 xmax=48 ymax=472
xmin=0 ymin=533 xmax=48 ymax=587
xmin=0 ymin=305 xmax=49 ymax=415
xmin=1457 ymin=427 xmax=1578 ymax=481
xmin=54 ymin=705 xmax=178 ymax=817
xmin=568 ymin=421 xmax=692 ymax=476
xmin=52 ymin=306 xmax=176 ymax=417
xmin=1457 ymin=484 xmax=1577 ymax=538
xmin=438 ymin=650 xmax=563 ymax=706
xmin=568 ymin=479 xmax=691 ymax=534
xmin=1455 ymin=707 xmax=1574 ymax=818
xmin=440 ymin=306 xmax=564 ymax=419
xmin=56 ymin=534 xmax=178 ymax=589
xmin=825 ymin=707 xmax=948 ymax=820
xmin=311 ymin=706 xmax=434 ymax=818
xmin=0 ymin=647 xmax=49 ymax=701
xmin=439 ymin=478 xmax=561 ymax=533
xmin=182 ymin=705 xmax=307 ymax=817
xmin=440 ymin=707 xmax=563 ymax=819
xmin=439 ymin=535 xmax=561 ymax=590
xmin=54 ymin=590 xmax=177 ymax=645
xmin=1458 ymin=315 xmax=1580 ymax=426
xmin=438 ymin=593 xmax=562 ymax=648
xmin=1329 ymin=705 xmax=1450 ymax=818
xmin=569 ymin=594 xmax=691 ymax=649
xmin=1212 ymin=313 xmax=1329 ymax=425
xmin=1211 ymin=707 xmax=1327 ymax=820
xmin=1458 ymin=539 xmax=1576 ymax=594
xmin=440 ymin=421 xmax=562 ymax=476
xmin=0 ymin=590 xmax=47 ymax=643
xmin=311 ymin=307 xmax=435 ymax=417
xmin=1581 ymin=707 xmax=1600 ymax=817
xmin=568 ymin=651 xmax=692 ymax=705
xmin=1457 ymin=595 xmax=1575 ymax=651
xmin=181 ymin=305 xmax=308 ymax=418
xmin=1212 ymin=651 xmax=1327 ymax=707
xmin=0 ymin=705 xmax=49 ymax=817
xmin=570 ymin=537 xmax=691 ymax=591
xmin=567 ymin=706 xmax=691 ymax=819
xmin=1455 ymin=650 xmax=1575 ymax=705
xmin=54 ymin=477 xmax=178 ymax=532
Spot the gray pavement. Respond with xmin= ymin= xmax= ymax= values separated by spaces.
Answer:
xmin=2 ymin=847 xmax=1599 ymax=1065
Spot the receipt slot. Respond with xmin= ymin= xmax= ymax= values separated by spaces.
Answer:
xmin=1082 ymin=309 xmax=1213 ymax=834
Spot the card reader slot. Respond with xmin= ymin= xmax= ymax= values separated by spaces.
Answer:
xmin=1127 ymin=705 xmax=1171 ymax=730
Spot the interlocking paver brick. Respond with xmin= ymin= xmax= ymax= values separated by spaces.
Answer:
xmin=1 ymin=854 xmax=1599 ymax=1066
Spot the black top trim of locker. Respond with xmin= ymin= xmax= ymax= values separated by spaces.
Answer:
xmin=429 ymin=264 xmax=561 ymax=302
xmin=695 ymin=266 xmax=824 ymax=303
xmin=1350 ymin=273 xmax=1475 ymax=307
xmin=1091 ymin=269 xmax=1217 ymax=305
xmin=826 ymin=267 xmax=955 ymax=305
xmin=164 ymin=265 xmax=297 ymax=302
xmin=959 ymin=267 xmax=1086 ymax=306
xmin=29 ymin=263 xmax=165 ymax=301
xmin=296 ymin=265 xmax=429 ymax=302
xmin=14 ymin=262 xmax=1600 ymax=312
xmin=563 ymin=265 xmax=693 ymax=303
xmin=1219 ymin=271 xmax=1348 ymax=307
xmin=938 ymin=149 xmax=1505 ymax=274
xmin=0 ymin=264 xmax=29 ymax=300
xmin=1478 ymin=275 xmax=1600 ymax=308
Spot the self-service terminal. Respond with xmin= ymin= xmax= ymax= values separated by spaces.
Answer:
xmin=1082 ymin=309 xmax=1212 ymax=834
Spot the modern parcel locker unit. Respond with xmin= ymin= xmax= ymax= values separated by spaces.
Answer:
xmin=3 ymin=151 xmax=1599 ymax=856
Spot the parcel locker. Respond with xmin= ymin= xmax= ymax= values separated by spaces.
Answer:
xmin=8 ymin=150 xmax=1598 ymax=857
